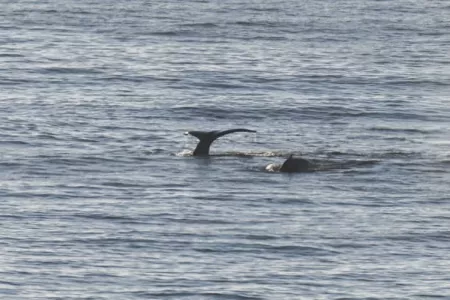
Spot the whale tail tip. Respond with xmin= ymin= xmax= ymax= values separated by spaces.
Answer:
xmin=186 ymin=128 xmax=256 ymax=156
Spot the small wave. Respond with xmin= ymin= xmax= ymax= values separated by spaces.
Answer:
xmin=0 ymin=25 xmax=21 ymax=30
xmin=385 ymin=232 xmax=450 ymax=243
xmin=236 ymin=234 xmax=279 ymax=241
xmin=218 ymin=151 xmax=286 ymax=157
xmin=248 ymin=7 xmax=281 ymax=12
xmin=39 ymin=67 xmax=103 ymax=75
xmin=0 ymin=78 xmax=41 ymax=85
xmin=233 ymin=20 xmax=281 ymax=28
xmin=36 ymin=133 xmax=65 ymax=141
xmin=72 ymin=213 xmax=135 ymax=222
xmin=171 ymin=106 xmax=236 ymax=118
xmin=0 ymin=214 xmax=26 ymax=220
xmin=99 ymin=74 xmax=180 ymax=83
xmin=164 ymin=217 xmax=233 ymax=225
xmin=319 ymin=159 xmax=380 ymax=171
xmin=369 ymin=126 xmax=435 ymax=134
xmin=147 ymin=30 xmax=189 ymax=36
xmin=0 ymin=140 xmax=31 ymax=146
xmin=386 ymin=79 xmax=450 ymax=86
xmin=0 ymin=162 xmax=23 ymax=168
xmin=0 ymin=279 xmax=21 ymax=287
xmin=412 ymin=294 xmax=449 ymax=299
xmin=176 ymin=149 xmax=193 ymax=157
xmin=330 ymin=242 xmax=373 ymax=249
xmin=241 ymin=35 xmax=289 ymax=41
xmin=100 ymin=181 xmax=148 ymax=188
xmin=194 ymin=242 xmax=337 ymax=256
xmin=170 ymin=105 xmax=366 ymax=121
xmin=191 ymin=81 xmax=247 ymax=90
xmin=134 ymin=291 xmax=263 ymax=300
xmin=268 ymin=244 xmax=340 ymax=255
xmin=68 ymin=237 xmax=161 ymax=246
xmin=371 ymin=150 xmax=422 ymax=159
xmin=34 ymin=154 xmax=135 ymax=168
xmin=0 ymin=53 xmax=24 ymax=58
xmin=438 ymin=160 xmax=450 ymax=166
xmin=177 ymin=150 xmax=286 ymax=158
xmin=183 ymin=22 xmax=219 ymax=28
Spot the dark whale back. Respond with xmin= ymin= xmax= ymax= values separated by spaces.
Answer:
xmin=280 ymin=155 xmax=311 ymax=172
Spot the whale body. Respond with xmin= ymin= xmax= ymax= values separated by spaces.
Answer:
xmin=266 ymin=155 xmax=311 ymax=173
xmin=280 ymin=155 xmax=311 ymax=172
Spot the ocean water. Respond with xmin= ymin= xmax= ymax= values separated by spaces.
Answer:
xmin=1 ymin=0 xmax=450 ymax=299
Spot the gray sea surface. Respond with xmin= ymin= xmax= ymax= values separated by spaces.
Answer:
xmin=1 ymin=0 xmax=450 ymax=299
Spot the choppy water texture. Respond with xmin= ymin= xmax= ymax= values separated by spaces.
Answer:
xmin=1 ymin=0 xmax=450 ymax=299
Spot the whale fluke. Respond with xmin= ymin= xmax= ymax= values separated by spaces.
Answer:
xmin=185 ymin=128 xmax=256 ymax=156
xmin=280 ymin=154 xmax=311 ymax=172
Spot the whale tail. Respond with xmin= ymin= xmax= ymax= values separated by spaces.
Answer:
xmin=185 ymin=128 xmax=256 ymax=156
xmin=280 ymin=154 xmax=310 ymax=172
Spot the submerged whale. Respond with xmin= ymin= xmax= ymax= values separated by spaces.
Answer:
xmin=185 ymin=128 xmax=256 ymax=156
xmin=266 ymin=154 xmax=312 ymax=173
